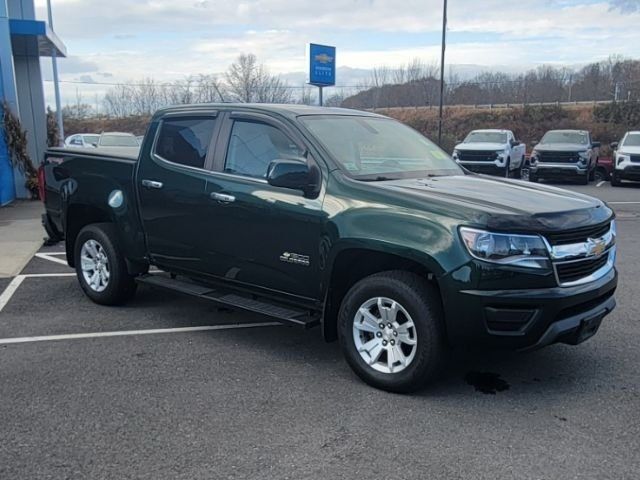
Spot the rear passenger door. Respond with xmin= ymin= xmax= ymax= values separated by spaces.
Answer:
xmin=137 ymin=112 xmax=220 ymax=273
xmin=202 ymin=112 xmax=325 ymax=300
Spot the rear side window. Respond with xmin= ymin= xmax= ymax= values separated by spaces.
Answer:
xmin=225 ymin=120 xmax=304 ymax=179
xmin=155 ymin=117 xmax=216 ymax=169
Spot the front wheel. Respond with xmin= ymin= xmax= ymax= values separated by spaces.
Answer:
xmin=338 ymin=271 xmax=446 ymax=393
xmin=611 ymin=171 xmax=622 ymax=187
xmin=74 ymin=223 xmax=137 ymax=305
xmin=503 ymin=157 xmax=511 ymax=178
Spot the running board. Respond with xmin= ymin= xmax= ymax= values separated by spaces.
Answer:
xmin=136 ymin=274 xmax=320 ymax=329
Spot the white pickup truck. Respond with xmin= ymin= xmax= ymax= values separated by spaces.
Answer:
xmin=611 ymin=131 xmax=640 ymax=186
xmin=452 ymin=129 xmax=526 ymax=178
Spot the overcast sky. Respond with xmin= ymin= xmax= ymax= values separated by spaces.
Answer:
xmin=34 ymin=0 xmax=640 ymax=107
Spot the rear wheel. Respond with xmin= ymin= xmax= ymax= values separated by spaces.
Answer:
xmin=338 ymin=271 xmax=446 ymax=393
xmin=588 ymin=164 xmax=596 ymax=182
xmin=74 ymin=223 xmax=137 ymax=305
xmin=529 ymin=171 xmax=538 ymax=183
xmin=594 ymin=167 xmax=608 ymax=182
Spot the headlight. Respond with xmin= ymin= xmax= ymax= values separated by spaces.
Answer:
xmin=530 ymin=151 xmax=538 ymax=164
xmin=453 ymin=149 xmax=460 ymax=159
xmin=578 ymin=150 xmax=590 ymax=159
xmin=459 ymin=227 xmax=550 ymax=269
xmin=617 ymin=153 xmax=630 ymax=165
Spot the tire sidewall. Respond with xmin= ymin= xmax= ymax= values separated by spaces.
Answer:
xmin=74 ymin=224 xmax=133 ymax=305
xmin=338 ymin=273 xmax=442 ymax=392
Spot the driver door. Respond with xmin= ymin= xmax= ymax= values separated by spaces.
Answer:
xmin=202 ymin=112 xmax=325 ymax=301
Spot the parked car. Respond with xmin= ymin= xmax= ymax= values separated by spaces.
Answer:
xmin=610 ymin=131 xmax=640 ymax=186
xmin=39 ymin=104 xmax=617 ymax=393
xmin=529 ymin=130 xmax=600 ymax=184
xmin=64 ymin=133 xmax=100 ymax=148
xmin=595 ymin=157 xmax=613 ymax=182
xmin=95 ymin=132 xmax=141 ymax=155
xmin=452 ymin=129 xmax=526 ymax=177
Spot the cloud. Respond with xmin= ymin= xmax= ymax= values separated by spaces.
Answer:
xmin=609 ymin=0 xmax=640 ymax=13
xmin=57 ymin=56 xmax=99 ymax=74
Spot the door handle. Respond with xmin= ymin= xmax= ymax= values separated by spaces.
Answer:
xmin=210 ymin=192 xmax=235 ymax=203
xmin=141 ymin=179 xmax=163 ymax=189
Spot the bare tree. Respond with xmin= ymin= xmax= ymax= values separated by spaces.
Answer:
xmin=225 ymin=53 xmax=292 ymax=103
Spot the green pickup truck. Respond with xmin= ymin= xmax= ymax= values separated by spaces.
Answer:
xmin=40 ymin=104 xmax=618 ymax=392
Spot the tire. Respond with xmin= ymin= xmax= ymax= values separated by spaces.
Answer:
xmin=337 ymin=271 xmax=446 ymax=393
xmin=588 ymin=165 xmax=596 ymax=182
xmin=74 ymin=223 xmax=137 ymax=305
xmin=579 ymin=172 xmax=589 ymax=185
xmin=611 ymin=171 xmax=622 ymax=187
xmin=529 ymin=172 xmax=538 ymax=183
xmin=594 ymin=167 xmax=607 ymax=182
xmin=503 ymin=157 xmax=511 ymax=178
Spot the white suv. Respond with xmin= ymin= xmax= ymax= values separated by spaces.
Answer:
xmin=611 ymin=131 xmax=640 ymax=186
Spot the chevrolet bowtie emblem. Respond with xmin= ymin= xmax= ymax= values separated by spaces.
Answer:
xmin=314 ymin=53 xmax=333 ymax=64
xmin=585 ymin=237 xmax=606 ymax=257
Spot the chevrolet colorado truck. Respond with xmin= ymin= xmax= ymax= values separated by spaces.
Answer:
xmin=453 ymin=129 xmax=526 ymax=177
xmin=40 ymin=104 xmax=618 ymax=393
xmin=610 ymin=131 xmax=640 ymax=186
xmin=529 ymin=130 xmax=600 ymax=184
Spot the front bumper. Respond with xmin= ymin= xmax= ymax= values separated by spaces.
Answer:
xmin=441 ymin=266 xmax=617 ymax=350
xmin=458 ymin=160 xmax=506 ymax=176
xmin=530 ymin=163 xmax=588 ymax=180
xmin=615 ymin=164 xmax=640 ymax=181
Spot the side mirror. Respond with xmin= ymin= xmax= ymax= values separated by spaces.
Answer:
xmin=610 ymin=142 xmax=618 ymax=149
xmin=592 ymin=141 xmax=601 ymax=148
xmin=90 ymin=142 xmax=98 ymax=148
xmin=267 ymin=158 xmax=319 ymax=197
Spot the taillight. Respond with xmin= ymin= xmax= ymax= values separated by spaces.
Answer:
xmin=37 ymin=165 xmax=46 ymax=202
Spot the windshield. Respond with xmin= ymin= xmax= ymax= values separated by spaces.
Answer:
xmin=300 ymin=116 xmax=461 ymax=180
xmin=541 ymin=131 xmax=589 ymax=145
xmin=99 ymin=134 xmax=139 ymax=147
xmin=621 ymin=133 xmax=640 ymax=148
xmin=463 ymin=131 xmax=507 ymax=143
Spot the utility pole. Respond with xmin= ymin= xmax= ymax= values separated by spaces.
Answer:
xmin=47 ymin=0 xmax=64 ymax=145
xmin=437 ymin=0 xmax=447 ymax=146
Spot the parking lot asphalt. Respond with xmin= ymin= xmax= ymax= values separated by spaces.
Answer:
xmin=1 ymin=182 xmax=639 ymax=480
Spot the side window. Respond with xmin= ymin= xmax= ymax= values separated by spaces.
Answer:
xmin=71 ymin=136 xmax=82 ymax=146
xmin=224 ymin=120 xmax=304 ymax=179
xmin=155 ymin=117 xmax=216 ymax=169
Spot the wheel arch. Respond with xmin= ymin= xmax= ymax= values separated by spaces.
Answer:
xmin=321 ymin=245 xmax=444 ymax=342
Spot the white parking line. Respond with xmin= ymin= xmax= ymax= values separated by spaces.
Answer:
xmin=597 ymin=181 xmax=605 ymax=187
xmin=0 ymin=276 xmax=26 ymax=313
xmin=0 ymin=322 xmax=282 ymax=345
xmin=35 ymin=252 xmax=69 ymax=266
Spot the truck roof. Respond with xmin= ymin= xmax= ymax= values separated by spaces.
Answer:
xmin=154 ymin=103 xmax=383 ymax=119
xmin=546 ymin=129 xmax=588 ymax=134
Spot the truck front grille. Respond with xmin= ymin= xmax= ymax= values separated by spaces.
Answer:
xmin=630 ymin=155 xmax=640 ymax=163
xmin=544 ymin=222 xmax=611 ymax=246
xmin=458 ymin=150 xmax=497 ymax=162
xmin=538 ymin=151 xmax=580 ymax=163
xmin=555 ymin=254 xmax=609 ymax=284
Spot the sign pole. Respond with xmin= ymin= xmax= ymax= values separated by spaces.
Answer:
xmin=47 ymin=0 xmax=64 ymax=145
xmin=437 ymin=0 xmax=447 ymax=146
xmin=319 ymin=86 xmax=323 ymax=107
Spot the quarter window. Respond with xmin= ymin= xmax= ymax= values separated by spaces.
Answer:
xmin=224 ymin=120 xmax=304 ymax=179
xmin=155 ymin=117 xmax=216 ymax=169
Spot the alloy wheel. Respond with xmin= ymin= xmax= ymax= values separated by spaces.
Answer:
xmin=80 ymin=239 xmax=110 ymax=292
xmin=352 ymin=297 xmax=418 ymax=374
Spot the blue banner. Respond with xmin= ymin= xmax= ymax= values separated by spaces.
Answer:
xmin=308 ymin=44 xmax=336 ymax=87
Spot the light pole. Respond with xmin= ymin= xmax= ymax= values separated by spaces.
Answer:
xmin=47 ymin=0 xmax=64 ymax=145
xmin=437 ymin=0 xmax=447 ymax=146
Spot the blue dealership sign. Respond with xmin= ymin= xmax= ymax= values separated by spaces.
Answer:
xmin=308 ymin=43 xmax=336 ymax=87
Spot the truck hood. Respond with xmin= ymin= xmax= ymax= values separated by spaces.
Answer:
xmin=455 ymin=142 xmax=506 ymax=151
xmin=374 ymin=174 xmax=612 ymax=232
xmin=534 ymin=143 xmax=590 ymax=152
xmin=618 ymin=145 xmax=640 ymax=155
